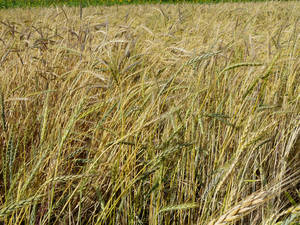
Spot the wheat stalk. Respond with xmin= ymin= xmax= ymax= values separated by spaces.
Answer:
xmin=208 ymin=190 xmax=272 ymax=225
xmin=0 ymin=195 xmax=43 ymax=218
xmin=219 ymin=62 xmax=263 ymax=75
xmin=208 ymin=172 xmax=300 ymax=225
xmin=0 ymin=87 xmax=7 ymax=132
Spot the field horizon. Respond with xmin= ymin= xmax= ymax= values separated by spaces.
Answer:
xmin=0 ymin=1 xmax=299 ymax=224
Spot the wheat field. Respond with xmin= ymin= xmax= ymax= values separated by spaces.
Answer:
xmin=0 ymin=1 xmax=299 ymax=224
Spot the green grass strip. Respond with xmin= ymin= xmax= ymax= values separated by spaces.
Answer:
xmin=0 ymin=0 xmax=294 ymax=9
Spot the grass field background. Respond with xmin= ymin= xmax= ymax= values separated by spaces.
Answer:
xmin=0 ymin=1 xmax=299 ymax=224
xmin=0 ymin=0 xmax=294 ymax=8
